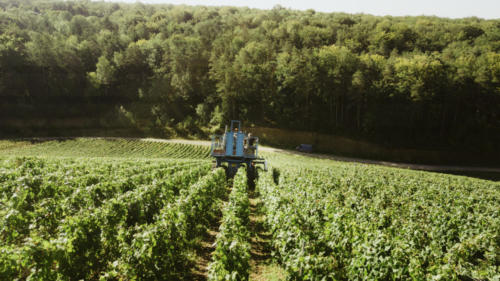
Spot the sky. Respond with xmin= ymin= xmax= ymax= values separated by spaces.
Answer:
xmin=112 ymin=0 xmax=500 ymax=19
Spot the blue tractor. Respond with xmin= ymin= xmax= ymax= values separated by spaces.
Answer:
xmin=210 ymin=120 xmax=267 ymax=180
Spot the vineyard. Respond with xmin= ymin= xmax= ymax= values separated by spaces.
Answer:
xmin=0 ymin=138 xmax=499 ymax=280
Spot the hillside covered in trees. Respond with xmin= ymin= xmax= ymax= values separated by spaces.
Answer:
xmin=1 ymin=0 xmax=499 ymax=158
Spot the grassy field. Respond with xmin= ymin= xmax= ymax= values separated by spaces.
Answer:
xmin=0 ymin=138 xmax=498 ymax=280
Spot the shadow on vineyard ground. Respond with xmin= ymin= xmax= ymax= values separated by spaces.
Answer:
xmin=192 ymin=216 xmax=220 ymax=280
xmin=249 ymin=190 xmax=286 ymax=281
xmin=6 ymin=137 xmax=499 ymax=181
xmin=191 ymin=181 xmax=284 ymax=280
xmin=249 ymin=190 xmax=272 ymax=261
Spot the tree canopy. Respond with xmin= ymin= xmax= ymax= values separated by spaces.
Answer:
xmin=0 ymin=0 xmax=499 ymax=152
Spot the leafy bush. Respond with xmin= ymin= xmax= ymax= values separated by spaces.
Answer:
xmin=257 ymin=163 xmax=500 ymax=280
xmin=0 ymin=156 xmax=225 ymax=280
xmin=208 ymin=168 xmax=251 ymax=281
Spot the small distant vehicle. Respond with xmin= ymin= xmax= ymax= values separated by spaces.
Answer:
xmin=296 ymin=144 xmax=313 ymax=153
xmin=210 ymin=120 xmax=267 ymax=179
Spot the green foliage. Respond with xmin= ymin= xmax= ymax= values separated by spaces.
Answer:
xmin=0 ymin=150 xmax=227 ymax=279
xmin=257 ymin=154 xmax=500 ymax=280
xmin=0 ymin=2 xmax=499 ymax=149
xmin=0 ymin=138 xmax=211 ymax=159
xmin=208 ymin=168 xmax=251 ymax=281
xmin=1 ymin=139 xmax=499 ymax=280
xmin=88 ymin=55 xmax=116 ymax=87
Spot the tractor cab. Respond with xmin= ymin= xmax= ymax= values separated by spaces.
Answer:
xmin=211 ymin=120 xmax=267 ymax=179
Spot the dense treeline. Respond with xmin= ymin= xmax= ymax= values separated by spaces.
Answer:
xmin=1 ymin=0 xmax=499 ymax=152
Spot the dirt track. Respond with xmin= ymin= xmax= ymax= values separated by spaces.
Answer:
xmin=12 ymin=137 xmax=500 ymax=175
xmin=140 ymin=138 xmax=500 ymax=174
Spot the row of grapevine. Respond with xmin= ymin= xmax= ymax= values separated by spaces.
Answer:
xmin=0 ymin=157 xmax=223 ymax=280
xmin=0 ymin=157 xmax=203 ymax=245
xmin=109 ymin=168 xmax=227 ymax=280
xmin=258 ymin=166 xmax=499 ymax=280
xmin=208 ymin=168 xmax=251 ymax=281
xmin=2 ymin=140 xmax=498 ymax=280
xmin=0 ymin=139 xmax=211 ymax=159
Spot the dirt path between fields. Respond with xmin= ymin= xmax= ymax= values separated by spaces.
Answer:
xmin=141 ymin=138 xmax=500 ymax=174
xmin=191 ymin=178 xmax=230 ymax=280
xmin=11 ymin=137 xmax=500 ymax=175
xmin=192 ymin=226 xmax=218 ymax=280
xmin=248 ymin=189 xmax=286 ymax=280
xmin=248 ymin=190 xmax=271 ymax=280
xmin=268 ymin=148 xmax=500 ymax=174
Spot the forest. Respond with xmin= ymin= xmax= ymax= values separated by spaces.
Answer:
xmin=0 ymin=0 xmax=499 ymax=153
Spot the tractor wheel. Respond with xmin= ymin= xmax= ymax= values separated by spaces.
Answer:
xmin=222 ymin=165 xmax=228 ymax=176
xmin=247 ymin=165 xmax=257 ymax=191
